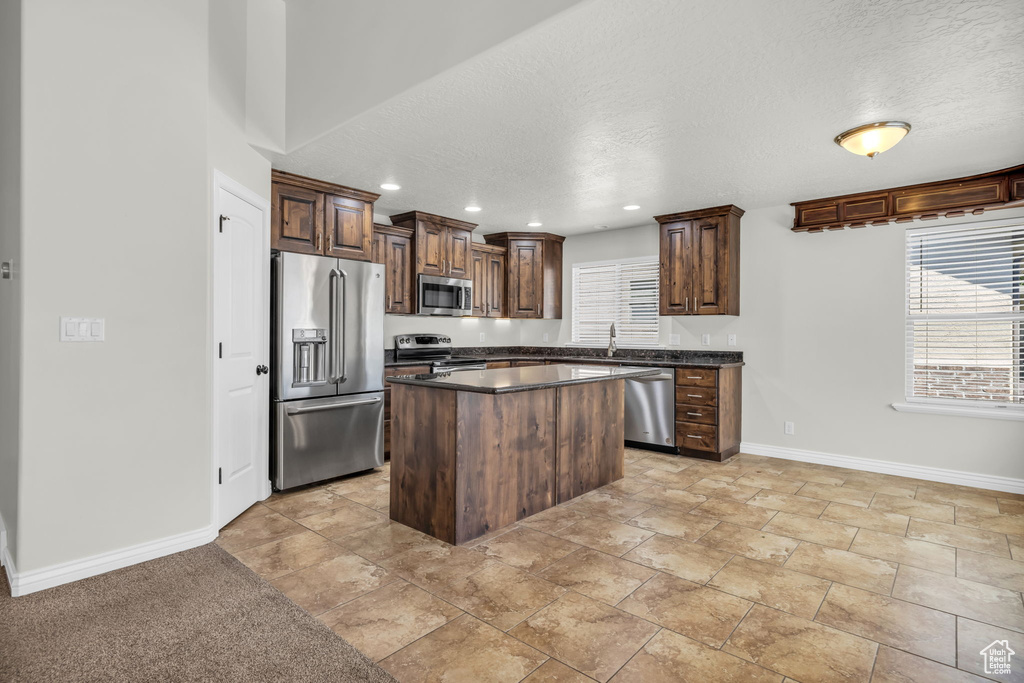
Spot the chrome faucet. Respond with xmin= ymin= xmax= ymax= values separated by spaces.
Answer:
xmin=607 ymin=323 xmax=617 ymax=357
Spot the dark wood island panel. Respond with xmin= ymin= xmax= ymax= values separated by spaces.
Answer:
xmin=388 ymin=367 xmax=639 ymax=545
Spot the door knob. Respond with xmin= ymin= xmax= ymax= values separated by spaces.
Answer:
xmin=256 ymin=365 xmax=269 ymax=375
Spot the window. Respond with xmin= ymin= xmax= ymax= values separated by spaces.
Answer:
xmin=905 ymin=221 xmax=1023 ymax=410
xmin=572 ymin=257 xmax=659 ymax=347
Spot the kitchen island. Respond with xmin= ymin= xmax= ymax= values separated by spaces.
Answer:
xmin=386 ymin=364 xmax=660 ymax=545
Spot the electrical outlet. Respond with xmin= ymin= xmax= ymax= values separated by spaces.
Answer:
xmin=669 ymin=334 xmax=680 ymax=345
xmin=479 ymin=332 xmax=485 ymax=343
xmin=784 ymin=421 xmax=795 ymax=435
xmin=701 ymin=333 xmax=711 ymax=346
xmin=727 ymin=334 xmax=737 ymax=346
xmin=543 ymin=333 xmax=549 ymax=342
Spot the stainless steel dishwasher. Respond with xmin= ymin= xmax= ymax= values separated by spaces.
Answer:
xmin=623 ymin=369 xmax=676 ymax=450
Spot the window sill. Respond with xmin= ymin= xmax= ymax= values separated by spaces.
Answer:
xmin=891 ymin=402 xmax=1024 ymax=422
xmin=565 ymin=343 xmax=666 ymax=349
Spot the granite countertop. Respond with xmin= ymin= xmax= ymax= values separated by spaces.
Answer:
xmin=385 ymin=347 xmax=743 ymax=369
xmin=385 ymin=363 xmax=661 ymax=394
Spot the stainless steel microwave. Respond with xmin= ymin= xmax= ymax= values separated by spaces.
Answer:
xmin=418 ymin=274 xmax=473 ymax=316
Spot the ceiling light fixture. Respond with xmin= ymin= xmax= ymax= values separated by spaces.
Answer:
xmin=595 ymin=225 xmax=609 ymax=230
xmin=465 ymin=206 xmax=482 ymax=212
xmin=623 ymin=205 xmax=640 ymax=211
xmin=379 ymin=183 xmax=401 ymax=191
xmin=527 ymin=222 xmax=542 ymax=227
xmin=834 ymin=121 xmax=911 ymax=158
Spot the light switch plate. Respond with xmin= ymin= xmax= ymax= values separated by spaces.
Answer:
xmin=669 ymin=334 xmax=680 ymax=345
xmin=701 ymin=333 xmax=711 ymax=346
xmin=727 ymin=334 xmax=737 ymax=346
xmin=60 ymin=317 xmax=105 ymax=342
xmin=479 ymin=332 xmax=485 ymax=343
xmin=542 ymin=333 xmax=549 ymax=342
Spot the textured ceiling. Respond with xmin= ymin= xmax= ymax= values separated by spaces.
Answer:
xmin=274 ymin=0 xmax=1024 ymax=236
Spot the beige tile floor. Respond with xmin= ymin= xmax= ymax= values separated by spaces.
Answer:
xmin=218 ymin=449 xmax=1024 ymax=682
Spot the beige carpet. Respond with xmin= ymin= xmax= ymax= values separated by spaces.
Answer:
xmin=0 ymin=543 xmax=398 ymax=683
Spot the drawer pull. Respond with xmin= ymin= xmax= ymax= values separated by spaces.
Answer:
xmin=686 ymin=434 xmax=704 ymax=440
xmin=687 ymin=412 xmax=702 ymax=417
xmin=687 ymin=376 xmax=702 ymax=380
xmin=687 ymin=394 xmax=702 ymax=398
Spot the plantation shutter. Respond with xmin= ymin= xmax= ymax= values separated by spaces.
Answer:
xmin=906 ymin=222 xmax=1024 ymax=406
xmin=572 ymin=258 xmax=659 ymax=346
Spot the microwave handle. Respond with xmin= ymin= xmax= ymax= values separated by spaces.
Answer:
xmin=457 ymin=286 xmax=464 ymax=310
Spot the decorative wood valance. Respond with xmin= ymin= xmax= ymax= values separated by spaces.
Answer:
xmin=791 ymin=164 xmax=1024 ymax=232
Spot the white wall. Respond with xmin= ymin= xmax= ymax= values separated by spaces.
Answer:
xmin=284 ymin=0 xmax=580 ymax=150
xmin=0 ymin=0 xmax=23 ymax=561
xmin=519 ymin=206 xmax=1024 ymax=479
xmin=11 ymin=0 xmax=275 ymax=577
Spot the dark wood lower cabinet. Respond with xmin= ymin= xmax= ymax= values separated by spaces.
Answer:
xmin=389 ymin=379 xmax=625 ymax=545
xmin=675 ymin=365 xmax=741 ymax=461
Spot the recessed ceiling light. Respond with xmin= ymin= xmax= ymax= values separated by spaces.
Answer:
xmin=465 ymin=206 xmax=482 ymax=212
xmin=379 ymin=183 xmax=401 ymax=191
xmin=834 ymin=121 xmax=911 ymax=158
xmin=527 ymin=222 xmax=542 ymax=227
xmin=623 ymin=205 xmax=640 ymax=211
xmin=595 ymin=225 xmax=609 ymax=230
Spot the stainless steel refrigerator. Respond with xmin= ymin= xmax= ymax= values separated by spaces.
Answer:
xmin=271 ymin=251 xmax=385 ymax=490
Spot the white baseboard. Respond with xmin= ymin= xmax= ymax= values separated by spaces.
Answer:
xmin=740 ymin=442 xmax=1024 ymax=496
xmin=5 ymin=524 xmax=218 ymax=597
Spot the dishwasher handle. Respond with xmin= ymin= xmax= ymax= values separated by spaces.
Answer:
xmin=627 ymin=372 xmax=674 ymax=382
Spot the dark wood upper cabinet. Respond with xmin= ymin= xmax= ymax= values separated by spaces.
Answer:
xmin=271 ymin=170 xmax=379 ymax=260
xmin=372 ymin=224 xmax=413 ymax=314
xmin=484 ymin=232 xmax=564 ymax=319
xmin=656 ymin=205 xmax=742 ymax=316
xmin=659 ymin=220 xmax=693 ymax=314
xmin=447 ymin=228 xmax=473 ymax=279
xmin=485 ymin=250 xmax=506 ymax=319
xmin=415 ymin=219 xmax=447 ymax=276
xmin=389 ymin=211 xmax=478 ymax=279
xmin=325 ymin=194 xmax=373 ymax=261
xmin=271 ymin=183 xmax=323 ymax=255
xmin=470 ymin=249 xmax=487 ymax=316
xmin=470 ymin=243 xmax=507 ymax=318
xmin=791 ymin=163 xmax=1024 ymax=232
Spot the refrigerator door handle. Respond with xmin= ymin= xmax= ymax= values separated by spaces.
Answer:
xmin=329 ymin=267 xmax=348 ymax=384
xmin=285 ymin=396 xmax=382 ymax=415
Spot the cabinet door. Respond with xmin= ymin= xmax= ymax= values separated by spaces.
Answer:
xmin=416 ymin=220 xmax=446 ymax=276
xmin=508 ymin=239 xmax=544 ymax=318
xmin=325 ymin=195 xmax=373 ymax=261
xmin=447 ymin=228 xmax=473 ymax=279
xmin=470 ymin=249 xmax=487 ymax=317
xmin=486 ymin=252 xmax=506 ymax=318
xmin=692 ymin=217 xmax=725 ymax=315
xmin=385 ymin=234 xmax=413 ymax=314
xmin=659 ymin=220 xmax=693 ymax=315
xmin=371 ymin=231 xmax=386 ymax=265
xmin=272 ymin=183 xmax=323 ymax=254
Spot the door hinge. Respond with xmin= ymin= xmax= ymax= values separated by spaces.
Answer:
xmin=218 ymin=342 xmax=223 ymax=358
xmin=219 ymin=214 xmax=230 ymax=233
xmin=218 ymin=467 xmax=222 ymax=485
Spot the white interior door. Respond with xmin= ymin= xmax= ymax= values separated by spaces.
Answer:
xmin=214 ymin=175 xmax=270 ymax=528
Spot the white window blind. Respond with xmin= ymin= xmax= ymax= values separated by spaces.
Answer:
xmin=906 ymin=221 xmax=1023 ymax=408
xmin=572 ymin=257 xmax=659 ymax=346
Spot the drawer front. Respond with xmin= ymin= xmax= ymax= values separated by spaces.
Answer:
xmin=486 ymin=361 xmax=512 ymax=369
xmin=512 ymin=360 xmax=545 ymax=367
xmin=675 ymin=386 xmax=717 ymax=406
xmin=676 ymin=402 xmax=717 ymax=425
xmin=676 ymin=421 xmax=718 ymax=452
xmin=675 ymin=368 xmax=717 ymax=387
